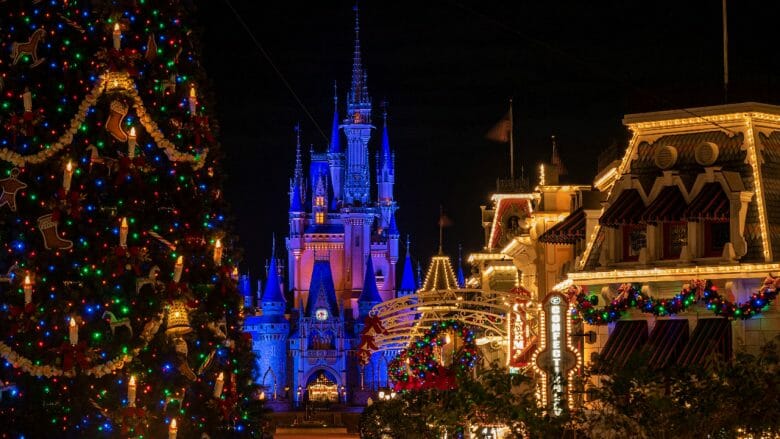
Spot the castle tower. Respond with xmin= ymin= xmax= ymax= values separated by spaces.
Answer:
xmin=376 ymin=107 xmax=395 ymax=228
xmin=341 ymin=4 xmax=373 ymax=205
xmin=244 ymin=255 xmax=288 ymax=399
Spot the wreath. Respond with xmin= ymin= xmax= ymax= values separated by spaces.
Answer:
xmin=570 ymin=276 xmax=780 ymax=325
xmin=389 ymin=320 xmax=478 ymax=391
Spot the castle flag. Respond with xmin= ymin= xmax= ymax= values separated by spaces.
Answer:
xmin=486 ymin=110 xmax=512 ymax=143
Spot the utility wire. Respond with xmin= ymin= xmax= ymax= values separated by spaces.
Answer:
xmin=446 ymin=1 xmax=736 ymax=135
xmin=222 ymin=0 xmax=329 ymax=143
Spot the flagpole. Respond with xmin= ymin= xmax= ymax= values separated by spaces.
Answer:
xmin=439 ymin=206 xmax=444 ymax=255
xmin=509 ymin=98 xmax=514 ymax=180
xmin=722 ymin=0 xmax=728 ymax=103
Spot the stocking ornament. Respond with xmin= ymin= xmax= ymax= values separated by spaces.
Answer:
xmin=37 ymin=213 xmax=73 ymax=250
xmin=0 ymin=168 xmax=27 ymax=212
xmin=105 ymin=100 xmax=129 ymax=142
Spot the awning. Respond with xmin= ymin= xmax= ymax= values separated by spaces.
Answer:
xmin=643 ymin=319 xmax=689 ymax=369
xmin=684 ymin=183 xmax=729 ymax=222
xmin=677 ymin=318 xmax=732 ymax=367
xmin=641 ymin=186 xmax=687 ymax=224
xmin=598 ymin=320 xmax=648 ymax=370
xmin=539 ymin=208 xmax=586 ymax=244
xmin=600 ymin=189 xmax=645 ymax=227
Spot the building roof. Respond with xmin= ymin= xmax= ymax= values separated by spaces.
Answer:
xmin=358 ymin=256 xmax=382 ymax=304
xmin=399 ymin=244 xmax=417 ymax=292
xmin=420 ymin=255 xmax=459 ymax=292
xmin=539 ymin=208 xmax=587 ymax=244
xmin=641 ymin=185 xmax=687 ymax=224
xmin=305 ymin=260 xmax=340 ymax=317
xmin=599 ymin=189 xmax=645 ymax=227
xmin=683 ymin=183 xmax=729 ymax=222
xmin=261 ymin=257 xmax=285 ymax=304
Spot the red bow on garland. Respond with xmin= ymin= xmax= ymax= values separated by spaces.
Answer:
xmin=57 ymin=341 xmax=92 ymax=371
xmin=192 ymin=115 xmax=215 ymax=147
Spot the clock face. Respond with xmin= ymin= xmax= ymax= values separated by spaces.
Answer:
xmin=315 ymin=308 xmax=329 ymax=321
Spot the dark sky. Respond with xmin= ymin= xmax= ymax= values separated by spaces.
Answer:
xmin=198 ymin=0 xmax=780 ymax=276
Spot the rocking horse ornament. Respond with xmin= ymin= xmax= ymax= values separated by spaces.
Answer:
xmin=11 ymin=28 xmax=46 ymax=67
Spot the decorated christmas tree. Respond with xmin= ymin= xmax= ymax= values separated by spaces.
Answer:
xmin=0 ymin=1 xmax=263 ymax=436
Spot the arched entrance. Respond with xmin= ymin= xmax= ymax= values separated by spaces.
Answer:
xmin=305 ymin=369 xmax=339 ymax=403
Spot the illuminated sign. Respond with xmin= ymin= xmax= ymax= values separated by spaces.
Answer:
xmin=534 ymin=292 xmax=579 ymax=416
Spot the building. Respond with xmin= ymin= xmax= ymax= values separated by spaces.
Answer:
xmin=562 ymin=102 xmax=780 ymax=374
xmin=243 ymin=6 xmax=407 ymax=408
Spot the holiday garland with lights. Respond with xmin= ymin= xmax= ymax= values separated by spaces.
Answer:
xmin=571 ymin=277 xmax=780 ymax=325
xmin=0 ymin=1 xmax=263 ymax=437
xmin=389 ymin=320 xmax=478 ymax=391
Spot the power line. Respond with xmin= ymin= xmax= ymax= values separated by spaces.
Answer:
xmin=222 ymin=0 xmax=329 ymax=143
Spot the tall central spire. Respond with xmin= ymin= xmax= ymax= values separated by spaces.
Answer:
xmin=341 ymin=0 xmax=373 ymax=205
xmin=350 ymin=2 xmax=365 ymax=107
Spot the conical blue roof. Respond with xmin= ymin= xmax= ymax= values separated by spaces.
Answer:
xmin=358 ymin=256 xmax=382 ymax=304
xmin=400 ymin=248 xmax=416 ymax=292
xmin=262 ymin=257 xmax=285 ymax=303
xmin=290 ymin=181 xmax=303 ymax=212
xmin=305 ymin=260 xmax=340 ymax=317
xmin=457 ymin=264 xmax=466 ymax=288
xmin=388 ymin=210 xmax=399 ymax=236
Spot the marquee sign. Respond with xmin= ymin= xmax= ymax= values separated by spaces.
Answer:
xmin=533 ymin=292 xmax=579 ymax=416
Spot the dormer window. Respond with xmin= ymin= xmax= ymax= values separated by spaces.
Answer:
xmin=315 ymin=196 xmax=325 ymax=207
xmin=622 ymin=225 xmax=646 ymax=262
xmin=662 ymin=221 xmax=687 ymax=259
xmin=704 ymin=221 xmax=729 ymax=257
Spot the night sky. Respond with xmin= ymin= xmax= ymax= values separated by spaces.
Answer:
xmin=198 ymin=0 xmax=780 ymax=276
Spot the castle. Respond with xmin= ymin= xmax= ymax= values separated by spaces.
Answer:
xmin=242 ymin=6 xmax=417 ymax=408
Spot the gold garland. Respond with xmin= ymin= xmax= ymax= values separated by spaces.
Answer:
xmin=0 ymin=72 xmax=208 ymax=169
xmin=0 ymin=312 xmax=164 ymax=379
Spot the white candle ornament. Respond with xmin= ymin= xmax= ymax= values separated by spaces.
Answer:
xmin=168 ymin=418 xmax=177 ymax=439
xmin=188 ymin=85 xmax=197 ymax=114
xmin=213 ymin=239 xmax=223 ymax=266
xmin=213 ymin=371 xmax=224 ymax=398
xmin=173 ymin=255 xmax=183 ymax=283
xmin=127 ymin=375 xmax=136 ymax=407
xmin=112 ymin=23 xmax=121 ymax=50
xmin=63 ymin=161 xmax=73 ymax=192
xmin=69 ymin=317 xmax=78 ymax=346
xmin=23 ymin=275 xmax=32 ymax=305
xmin=23 ymin=88 xmax=32 ymax=113
xmin=128 ymin=126 xmax=137 ymax=159
xmin=119 ymin=217 xmax=128 ymax=248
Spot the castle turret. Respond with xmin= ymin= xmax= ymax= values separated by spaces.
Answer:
xmin=398 ymin=236 xmax=417 ymax=297
xmin=244 ymin=252 xmax=288 ymax=397
xmin=457 ymin=244 xmax=466 ymax=288
xmin=238 ymin=273 xmax=253 ymax=308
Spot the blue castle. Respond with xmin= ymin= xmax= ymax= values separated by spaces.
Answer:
xmin=243 ymin=5 xmax=418 ymax=408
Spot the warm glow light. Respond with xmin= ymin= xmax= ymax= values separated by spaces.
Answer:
xmin=215 ymin=239 xmax=222 ymax=249
xmin=66 ymin=161 xmax=72 ymax=172
xmin=113 ymin=23 xmax=120 ymax=32
xmin=129 ymin=126 xmax=136 ymax=138
xmin=24 ymin=275 xmax=30 ymax=286
xmin=129 ymin=375 xmax=135 ymax=386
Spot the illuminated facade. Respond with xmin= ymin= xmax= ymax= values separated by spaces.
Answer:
xmin=553 ymin=102 xmax=780 ymax=375
xmin=243 ymin=5 xmax=405 ymax=408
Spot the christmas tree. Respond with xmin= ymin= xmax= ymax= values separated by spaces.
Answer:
xmin=0 ymin=1 xmax=264 ymax=436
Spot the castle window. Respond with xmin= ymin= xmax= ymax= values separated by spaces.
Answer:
xmin=622 ymin=225 xmax=646 ymax=262
xmin=662 ymin=221 xmax=687 ymax=259
xmin=315 ymin=212 xmax=325 ymax=224
xmin=315 ymin=196 xmax=325 ymax=207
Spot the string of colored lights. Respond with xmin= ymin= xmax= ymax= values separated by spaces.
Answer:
xmin=570 ymin=277 xmax=780 ymax=325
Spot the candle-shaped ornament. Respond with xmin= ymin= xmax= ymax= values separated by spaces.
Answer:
xmin=128 ymin=126 xmax=137 ymax=159
xmin=63 ymin=161 xmax=73 ymax=192
xmin=213 ymin=371 xmax=224 ymax=398
xmin=168 ymin=418 xmax=178 ymax=439
xmin=69 ymin=317 xmax=78 ymax=346
xmin=23 ymin=275 xmax=32 ymax=305
xmin=213 ymin=239 xmax=223 ymax=266
xmin=173 ymin=255 xmax=183 ymax=283
xmin=112 ymin=23 xmax=121 ymax=50
xmin=22 ymin=88 xmax=32 ymax=113
xmin=119 ymin=217 xmax=129 ymax=248
xmin=188 ymin=85 xmax=197 ymax=114
xmin=127 ymin=375 xmax=136 ymax=407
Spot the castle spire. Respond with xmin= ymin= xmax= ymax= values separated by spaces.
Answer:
xmin=399 ymin=235 xmax=417 ymax=294
xmin=329 ymin=81 xmax=341 ymax=153
xmin=550 ymin=135 xmax=567 ymax=176
xmin=350 ymin=2 xmax=365 ymax=106
xmin=294 ymin=123 xmax=303 ymax=181
xmin=261 ymin=238 xmax=285 ymax=310
xmin=358 ymin=255 xmax=382 ymax=317
xmin=457 ymin=244 xmax=466 ymax=288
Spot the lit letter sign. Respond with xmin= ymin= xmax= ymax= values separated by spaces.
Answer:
xmin=534 ymin=292 xmax=578 ymax=416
